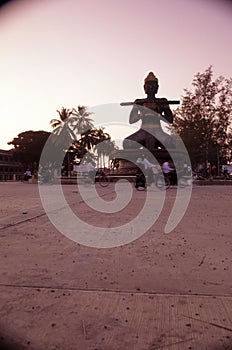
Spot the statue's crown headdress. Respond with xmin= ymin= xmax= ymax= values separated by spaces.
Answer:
xmin=144 ymin=72 xmax=158 ymax=83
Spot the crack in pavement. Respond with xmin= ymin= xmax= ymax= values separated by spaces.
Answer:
xmin=0 ymin=189 xmax=116 ymax=231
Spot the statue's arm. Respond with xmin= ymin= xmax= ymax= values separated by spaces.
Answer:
xmin=160 ymin=98 xmax=174 ymax=124
xmin=129 ymin=99 xmax=144 ymax=124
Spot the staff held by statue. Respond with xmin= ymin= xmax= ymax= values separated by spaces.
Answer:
xmin=120 ymin=100 xmax=180 ymax=106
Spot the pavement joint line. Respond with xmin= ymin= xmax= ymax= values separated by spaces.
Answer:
xmin=149 ymin=338 xmax=194 ymax=349
xmin=0 ymin=283 xmax=231 ymax=298
xmin=0 ymin=189 xmax=116 ymax=231
xmin=0 ymin=213 xmax=47 ymax=230
xmin=181 ymin=314 xmax=232 ymax=332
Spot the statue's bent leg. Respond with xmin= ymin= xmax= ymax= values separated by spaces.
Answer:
xmin=151 ymin=129 xmax=176 ymax=149
xmin=123 ymin=129 xmax=147 ymax=149
xmin=144 ymin=131 xmax=157 ymax=150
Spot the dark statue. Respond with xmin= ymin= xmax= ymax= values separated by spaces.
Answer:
xmin=122 ymin=72 xmax=179 ymax=151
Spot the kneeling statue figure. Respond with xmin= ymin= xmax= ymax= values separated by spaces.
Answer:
xmin=122 ymin=72 xmax=178 ymax=151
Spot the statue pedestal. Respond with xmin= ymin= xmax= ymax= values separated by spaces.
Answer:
xmin=109 ymin=148 xmax=189 ymax=175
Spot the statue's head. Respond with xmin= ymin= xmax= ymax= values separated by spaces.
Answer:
xmin=144 ymin=72 xmax=159 ymax=95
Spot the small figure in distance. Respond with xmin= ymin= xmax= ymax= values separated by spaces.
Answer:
xmin=123 ymin=72 xmax=175 ymax=151
xmin=24 ymin=168 xmax=32 ymax=181
xmin=162 ymin=160 xmax=177 ymax=185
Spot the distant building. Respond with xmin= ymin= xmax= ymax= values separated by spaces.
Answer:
xmin=0 ymin=149 xmax=24 ymax=181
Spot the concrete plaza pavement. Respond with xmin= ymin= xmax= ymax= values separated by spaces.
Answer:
xmin=0 ymin=182 xmax=231 ymax=350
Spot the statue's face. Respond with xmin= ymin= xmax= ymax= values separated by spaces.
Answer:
xmin=144 ymin=81 xmax=159 ymax=95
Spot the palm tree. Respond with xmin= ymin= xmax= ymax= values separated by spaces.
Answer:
xmin=51 ymin=107 xmax=72 ymax=124
xmin=50 ymin=106 xmax=94 ymax=168
xmin=79 ymin=129 xmax=99 ymax=151
xmin=71 ymin=106 xmax=94 ymax=134
xmin=72 ymin=127 xmax=106 ymax=161
xmin=50 ymin=107 xmax=76 ymax=147
xmin=93 ymin=129 xmax=117 ymax=168
xmin=50 ymin=106 xmax=94 ymax=146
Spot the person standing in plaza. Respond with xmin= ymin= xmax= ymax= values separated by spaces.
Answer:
xmin=24 ymin=168 xmax=32 ymax=181
xmin=162 ymin=160 xmax=176 ymax=185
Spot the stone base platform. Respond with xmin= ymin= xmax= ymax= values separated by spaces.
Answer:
xmin=109 ymin=148 xmax=189 ymax=175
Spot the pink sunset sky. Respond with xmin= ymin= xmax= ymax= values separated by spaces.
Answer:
xmin=0 ymin=0 xmax=231 ymax=149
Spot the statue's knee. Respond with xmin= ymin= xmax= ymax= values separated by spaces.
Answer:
xmin=123 ymin=138 xmax=130 ymax=149
xmin=123 ymin=138 xmax=136 ymax=149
